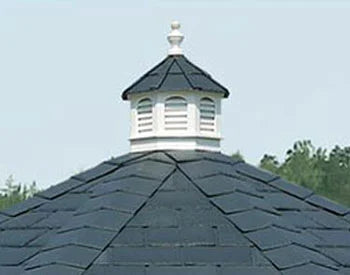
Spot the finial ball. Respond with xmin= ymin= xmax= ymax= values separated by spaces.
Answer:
xmin=171 ymin=21 xmax=181 ymax=30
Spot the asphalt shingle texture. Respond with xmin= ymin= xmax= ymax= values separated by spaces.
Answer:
xmin=121 ymin=55 xmax=230 ymax=100
xmin=0 ymin=150 xmax=349 ymax=274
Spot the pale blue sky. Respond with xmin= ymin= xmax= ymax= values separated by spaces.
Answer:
xmin=1 ymin=0 xmax=350 ymax=189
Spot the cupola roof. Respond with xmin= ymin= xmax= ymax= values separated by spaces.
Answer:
xmin=122 ymin=22 xmax=229 ymax=100
xmin=122 ymin=55 xmax=229 ymax=100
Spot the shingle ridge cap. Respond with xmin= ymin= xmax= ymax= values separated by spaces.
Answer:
xmin=79 ymin=167 xmax=177 ymax=272
xmin=268 ymin=175 xmax=350 ymax=215
xmin=157 ymin=58 xmax=177 ymax=91
xmin=173 ymin=57 xmax=196 ymax=90
xmin=180 ymin=55 xmax=230 ymax=97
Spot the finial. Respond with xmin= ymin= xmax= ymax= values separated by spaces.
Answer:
xmin=167 ymin=21 xmax=184 ymax=56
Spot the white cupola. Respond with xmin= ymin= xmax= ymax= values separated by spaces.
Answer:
xmin=122 ymin=21 xmax=230 ymax=152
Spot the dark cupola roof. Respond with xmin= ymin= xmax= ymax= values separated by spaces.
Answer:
xmin=122 ymin=55 xmax=229 ymax=100
xmin=0 ymin=151 xmax=349 ymax=274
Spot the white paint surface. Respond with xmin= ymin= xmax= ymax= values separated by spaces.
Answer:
xmin=129 ymin=91 xmax=223 ymax=152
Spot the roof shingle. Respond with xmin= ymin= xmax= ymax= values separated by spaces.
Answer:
xmin=1 ymin=150 xmax=349 ymax=274
xmin=122 ymin=55 xmax=229 ymax=100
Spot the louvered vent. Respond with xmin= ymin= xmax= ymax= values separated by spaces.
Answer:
xmin=137 ymin=98 xmax=153 ymax=133
xmin=164 ymin=96 xmax=188 ymax=131
xmin=200 ymin=97 xmax=215 ymax=132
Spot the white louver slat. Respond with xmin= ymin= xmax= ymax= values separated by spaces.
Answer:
xmin=200 ymin=98 xmax=215 ymax=133
xmin=137 ymin=98 xmax=153 ymax=133
xmin=164 ymin=96 xmax=188 ymax=131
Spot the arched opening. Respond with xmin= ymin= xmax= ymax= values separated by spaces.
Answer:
xmin=164 ymin=96 xmax=188 ymax=131
xmin=137 ymin=98 xmax=153 ymax=133
xmin=200 ymin=97 xmax=215 ymax=133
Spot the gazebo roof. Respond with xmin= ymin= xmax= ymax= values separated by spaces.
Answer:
xmin=0 ymin=151 xmax=349 ymax=274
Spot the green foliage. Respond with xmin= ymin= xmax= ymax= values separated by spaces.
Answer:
xmin=232 ymin=150 xmax=245 ymax=162
xmin=0 ymin=176 xmax=38 ymax=211
xmin=258 ymin=140 xmax=350 ymax=207
xmin=260 ymin=154 xmax=279 ymax=174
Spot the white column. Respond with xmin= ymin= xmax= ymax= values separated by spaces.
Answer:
xmin=187 ymin=93 xmax=197 ymax=136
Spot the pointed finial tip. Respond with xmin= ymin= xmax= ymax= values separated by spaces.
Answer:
xmin=167 ymin=20 xmax=184 ymax=56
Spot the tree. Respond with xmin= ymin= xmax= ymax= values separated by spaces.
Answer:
xmin=253 ymin=140 xmax=350 ymax=206
xmin=279 ymin=140 xmax=325 ymax=190
xmin=0 ymin=176 xmax=38 ymax=211
xmin=232 ymin=151 xmax=244 ymax=162
xmin=260 ymin=154 xmax=279 ymax=174
xmin=318 ymin=145 xmax=350 ymax=206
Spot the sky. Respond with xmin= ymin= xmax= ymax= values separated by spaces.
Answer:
xmin=0 ymin=0 xmax=350 ymax=189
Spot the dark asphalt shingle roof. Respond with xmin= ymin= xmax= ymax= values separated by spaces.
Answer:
xmin=121 ymin=55 xmax=230 ymax=100
xmin=0 ymin=150 xmax=349 ymax=274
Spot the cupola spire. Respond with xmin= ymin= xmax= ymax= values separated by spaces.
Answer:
xmin=167 ymin=21 xmax=184 ymax=56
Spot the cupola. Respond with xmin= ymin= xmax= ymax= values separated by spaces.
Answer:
xmin=122 ymin=21 xmax=229 ymax=152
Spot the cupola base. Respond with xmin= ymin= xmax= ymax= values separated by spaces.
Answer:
xmin=130 ymin=136 xmax=221 ymax=152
